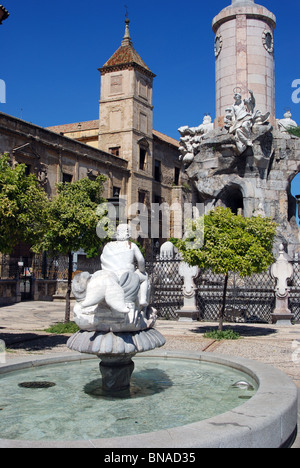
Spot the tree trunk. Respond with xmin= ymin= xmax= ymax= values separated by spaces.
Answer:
xmin=219 ymin=272 xmax=229 ymax=332
xmin=65 ymin=252 xmax=73 ymax=323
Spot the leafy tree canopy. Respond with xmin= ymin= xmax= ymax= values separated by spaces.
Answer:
xmin=172 ymin=207 xmax=277 ymax=331
xmin=31 ymin=175 xmax=107 ymax=258
xmin=172 ymin=207 xmax=277 ymax=277
xmin=0 ymin=154 xmax=49 ymax=254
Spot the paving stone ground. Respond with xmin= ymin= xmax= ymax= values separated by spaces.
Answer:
xmin=1 ymin=301 xmax=300 ymax=448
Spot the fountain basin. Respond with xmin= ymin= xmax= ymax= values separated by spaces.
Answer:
xmin=0 ymin=351 xmax=297 ymax=448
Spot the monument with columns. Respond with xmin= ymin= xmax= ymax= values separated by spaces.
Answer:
xmin=178 ymin=0 xmax=300 ymax=257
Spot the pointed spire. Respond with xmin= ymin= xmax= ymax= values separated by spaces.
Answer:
xmin=122 ymin=18 xmax=132 ymax=47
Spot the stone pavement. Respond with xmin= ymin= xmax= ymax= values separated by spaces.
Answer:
xmin=0 ymin=301 xmax=300 ymax=448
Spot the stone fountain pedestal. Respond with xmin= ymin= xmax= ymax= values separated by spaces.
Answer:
xmin=67 ymin=326 xmax=165 ymax=392
xmin=67 ymin=223 xmax=166 ymax=392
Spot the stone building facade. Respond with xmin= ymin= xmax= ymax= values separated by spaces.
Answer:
xmin=0 ymin=18 xmax=187 ymax=303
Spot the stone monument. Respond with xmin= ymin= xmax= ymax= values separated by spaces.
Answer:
xmin=67 ymin=224 xmax=165 ymax=392
xmin=178 ymin=0 xmax=300 ymax=256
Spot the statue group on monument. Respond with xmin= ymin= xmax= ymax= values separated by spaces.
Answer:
xmin=178 ymin=89 xmax=271 ymax=163
xmin=225 ymin=89 xmax=270 ymax=154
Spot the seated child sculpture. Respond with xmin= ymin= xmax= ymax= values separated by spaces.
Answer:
xmin=71 ymin=224 xmax=156 ymax=332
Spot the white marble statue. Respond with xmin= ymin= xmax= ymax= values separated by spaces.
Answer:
xmin=277 ymin=111 xmax=298 ymax=133
xmin=178 ymin=115 xmax=214 ymax=164
xmin=72 ymin=224 xmax=156 ymax=332
xmin=225 ymin=90 xmax=270 ymax=154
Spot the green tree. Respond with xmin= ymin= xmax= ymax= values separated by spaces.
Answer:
xmin=172 ymin=207 xmax=277 ymax=331
xmin=32 ymin=175 xmax=108 ymax=322
xmin=0 ymin=154 xmax=49 ymax=254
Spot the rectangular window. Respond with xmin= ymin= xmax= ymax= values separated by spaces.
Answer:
xmin=138 ymin=191 xmax=146 ymax=205
xmin=139 ymin=79 xmax=148 ymax=100
xmin=24 ymin=164 xmax=31 ymax=176
xmin=139 ymin=148 xmax=147 ymax=171
xmin=174 ymin=167 xmax=180 ymax=185
xmin=110 ymin=75 xmax=123 ymax=94
xmin=110 ymin=110 xmax=122 ymax=130
xmin=112 ymin=186 xmax=120 ymax=198
xmin=154 ymin=160 xmax=161 ymax=182
xmin=139 ymin=113 xmax=148 ymax=134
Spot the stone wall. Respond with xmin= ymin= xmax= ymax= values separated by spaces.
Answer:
xmin=0 ymin=111 xmax=130 ymax=200
xmin=0 ymin=280 xmax=21 ymax=305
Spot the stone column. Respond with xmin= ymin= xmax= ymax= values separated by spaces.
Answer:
xmin=270 ymin=244 xmax=294 ymax=326
xmin=213 ymin=0 xmax=276 ymax=124
xmin=176 ymin=262 xmax=199 ymax=321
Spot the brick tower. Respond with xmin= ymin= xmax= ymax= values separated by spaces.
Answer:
xmin=213 ymin=0 xmax=276 ymax=125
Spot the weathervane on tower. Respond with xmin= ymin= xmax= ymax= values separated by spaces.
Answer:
xmin=125 ymin=5 xmax=129 ymax=19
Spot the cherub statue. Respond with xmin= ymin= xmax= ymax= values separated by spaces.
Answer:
xmin=100 ymin=224 xmax=149 ymax=309
xmin=71 ymin=224 xmax=156 ymax=332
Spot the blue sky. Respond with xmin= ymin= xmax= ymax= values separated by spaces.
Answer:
xmin=1 ymin=0 xmax=300 ymax=192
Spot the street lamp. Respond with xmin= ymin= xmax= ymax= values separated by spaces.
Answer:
xmin=0 ymin=5 xmax=9 ymax=25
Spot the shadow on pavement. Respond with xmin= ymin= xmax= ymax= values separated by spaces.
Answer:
xmin=0 ymin=331 xmax=69 ymax=351
xmin=190 ymin=324 xmax=278 ymax=337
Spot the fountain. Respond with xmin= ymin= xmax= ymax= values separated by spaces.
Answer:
xmin=0 ymin=227 xmax=298 ymax=448
xmin=66 ymin=224 xmax=166 ymax=391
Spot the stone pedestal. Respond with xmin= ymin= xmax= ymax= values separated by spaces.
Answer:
xmin=177 ymin=307 xmax=199 ymax=322
xmin=99 ymin=356 xmax=135 ymax=392
xmin=177 ymin=262 xmax=199 ymax=322
xmin=67 ymin=328 xmax=166 ymax=391
xmin=270 ymin=244 xmax=294 ymax=326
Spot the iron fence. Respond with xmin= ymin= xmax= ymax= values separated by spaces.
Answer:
xmin=288 ymin=260 xmax=300 ymax=323
xmin=196 ymin=269 xmax=275 ymax=323
xmin=1 ymin=252 xmax=300 ymax=323
xmin=148 ymin=258 xmax=300 ymax=324
xmin=147 ymin=259 xmax=183 ymax=320
xmin=31 ymin=253 xmax=101 ymax=280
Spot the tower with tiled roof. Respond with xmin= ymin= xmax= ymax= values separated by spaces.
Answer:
xmin=98 ymin=19 xmax=156 ymax=208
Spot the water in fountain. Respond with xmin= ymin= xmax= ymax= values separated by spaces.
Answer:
xmin=0 ymin=356 xmax=257 ymax=441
